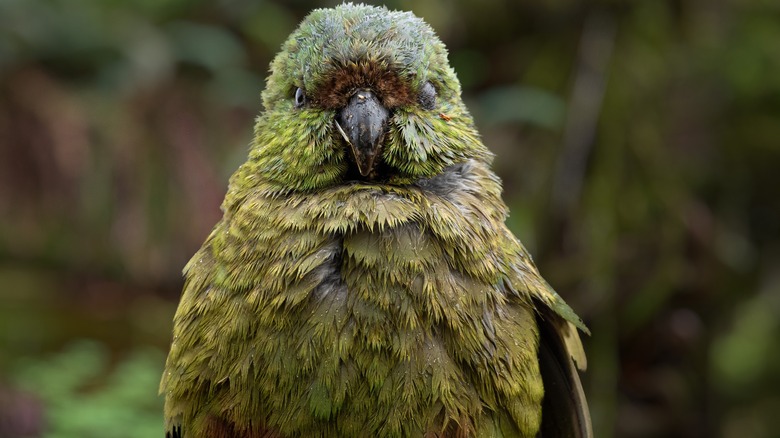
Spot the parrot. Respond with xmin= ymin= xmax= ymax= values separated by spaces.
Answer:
xmin=160 ymin=4 xmax=591 ymax=438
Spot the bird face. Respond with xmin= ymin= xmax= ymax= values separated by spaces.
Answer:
xmin=247 ymin=4 xmax=491 ymax=191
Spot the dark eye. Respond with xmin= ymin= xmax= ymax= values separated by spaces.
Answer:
xmin=418 ymin=81 xmax=436 ymax=110
xmin=294 ymin=87 xmax=307 ymax=108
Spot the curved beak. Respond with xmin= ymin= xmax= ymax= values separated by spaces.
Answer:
xmin=335 ymin=89 xmax=389 ymax=177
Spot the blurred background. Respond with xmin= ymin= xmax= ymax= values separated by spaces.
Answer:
xmin=0 ymin=0 xmax=778 ymax=436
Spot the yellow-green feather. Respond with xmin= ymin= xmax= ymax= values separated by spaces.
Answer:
xmin=161 ymin=4 xmax=587 ymax=437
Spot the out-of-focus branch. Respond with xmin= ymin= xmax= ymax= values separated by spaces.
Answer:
xmin=552 ymin=12 xmax=616 ymax=216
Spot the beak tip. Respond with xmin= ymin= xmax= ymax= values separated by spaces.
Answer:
xmin=355 ymin=152 xmax=376 ymax=177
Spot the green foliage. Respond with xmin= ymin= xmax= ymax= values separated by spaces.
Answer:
xmin=475 ymin=86 xmax=565 ymax=129
xmin=11 ymin=340 xmax=165 ymax=438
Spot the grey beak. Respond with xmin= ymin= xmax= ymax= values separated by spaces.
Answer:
xmin=336 ymin=89 xmax=389 ymax=177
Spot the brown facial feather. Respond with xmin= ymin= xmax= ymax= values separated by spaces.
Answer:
xmin=313 ymin=60 xmax=414 ymax=109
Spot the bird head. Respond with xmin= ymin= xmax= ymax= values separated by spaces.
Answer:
xmin=240 ymin=3 xmax=492 ymax=192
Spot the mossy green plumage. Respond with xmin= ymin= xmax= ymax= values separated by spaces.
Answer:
xmin=160 ymin=4 xmax=589 ymax=437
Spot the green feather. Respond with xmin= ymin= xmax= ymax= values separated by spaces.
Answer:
xmin=161 ymin=4 xmax=590 ymax=437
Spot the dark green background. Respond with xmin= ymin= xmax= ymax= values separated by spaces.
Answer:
xmin=1 ymin=0 xmax=778 ymax=436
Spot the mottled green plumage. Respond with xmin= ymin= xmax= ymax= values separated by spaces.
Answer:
xmin=161 ymin=4 xmax=590 ymax=437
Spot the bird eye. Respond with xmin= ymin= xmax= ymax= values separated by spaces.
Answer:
xmin=294 ymin=87 xmax=307 ymax=108
xmin=418 ymin=81 xmax=436 ymax=110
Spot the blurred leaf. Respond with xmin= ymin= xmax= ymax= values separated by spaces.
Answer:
xmin=475 ymin=85 xmax=565 ymax=129
xmin=240 ymin=2 xmax=297 ymax=51
xmin=712 ymin=293 xmax=779 ymax=393
xmin=450 ymin=49 xmax=490 ymax=89
xmin=166 ymin=21 xmax=247 ymax=73
xmin=12 ymin=340 xmax=165 ymax=438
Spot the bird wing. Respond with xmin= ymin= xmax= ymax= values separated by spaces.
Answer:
xmin=501 ymin=231 xmax=591 ymax=437
xmin=535 ymin=304 xmax=593 ymax=438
